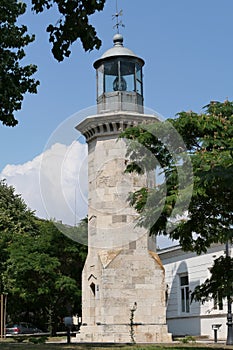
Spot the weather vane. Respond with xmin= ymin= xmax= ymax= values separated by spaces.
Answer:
xmin=112 ymin=0 xmax=125 ymax=34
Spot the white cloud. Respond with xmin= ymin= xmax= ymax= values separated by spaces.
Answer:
xmin=1 ymin=141 xmax=88 ymax=225
xmin=0 ymin=140 xmax=176 ymax=249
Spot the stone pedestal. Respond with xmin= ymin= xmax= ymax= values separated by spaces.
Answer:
xmin=79 ymin=324 xmax=171 ymax=343
xmin=78 ymin=241 xmax=172 ymax=343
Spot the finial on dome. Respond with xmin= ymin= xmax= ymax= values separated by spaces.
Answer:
xmin=113 ymin=33 xmax=123 ymax=46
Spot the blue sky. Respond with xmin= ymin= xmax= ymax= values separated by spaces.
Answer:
xmin=1 ymin=0 xmax=233 ymax=247
xmin=1 ymin=0 xmax=233 ymax=170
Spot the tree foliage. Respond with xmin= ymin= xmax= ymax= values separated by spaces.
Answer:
xmin=0 ymin=0 xmax=106 ymax=126
xmin=171 ymin=101 xmax=233 ymax=252
xmin=0 ymin=179 xmax=37 ymax=290
xmin=4 ymin=219 xmax=87 ymax=333
xmin=0 ymin=180 xmax=87 ymax=333
xmin=191 ymin=254 xmax=233 ymax=305
xmin=121 ymin=100 xmax=233 ymax=253
xmin=31 ymin=0 xmax=106 ymax=62
xmin=0 ymin=0 xmax=39 ymax=126
xmin=121 ymin=100 xmax=233 ymax=307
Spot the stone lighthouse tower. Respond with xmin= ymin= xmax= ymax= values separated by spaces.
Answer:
xmin=76 ymin=34 xmax=171 ymax=343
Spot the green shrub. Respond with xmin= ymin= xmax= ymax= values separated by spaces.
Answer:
xmin=28 ymin=336 xmax=48 ymax=344
xmin=13 ymin=336 xmax=27 ymax=343
xmin=180 ymin=335 xmax=196 ymax=343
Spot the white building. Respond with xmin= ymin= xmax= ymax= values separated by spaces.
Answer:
xmin=159 ymin=243 xmax=232 ymax=340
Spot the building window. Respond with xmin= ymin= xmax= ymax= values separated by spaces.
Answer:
xmin=180 ymin=274 xmax=190 ymax=313
xmin=214 ymin=294 xmax=223 ymax=310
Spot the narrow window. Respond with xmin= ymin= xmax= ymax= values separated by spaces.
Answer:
xmin=165 ymin=284 xmax=169 ymax=305
xmin=90 ymin=282 xmax=95 ymax=296
xmin=97 ymin=65 xmax=104 ymax=97
xmin=136 ymin=63 xmax=143 ymax=95
xmin=180 ymin=275 xmax=190 ymax=313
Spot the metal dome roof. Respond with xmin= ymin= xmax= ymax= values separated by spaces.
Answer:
xmin=93 ymin=34 xmax=144 ymax=69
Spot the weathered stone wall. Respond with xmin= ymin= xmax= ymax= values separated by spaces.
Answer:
xmin=80 ymin=241 xmax=171 ymax=342
xmin=88 ymin=135 xmax=148 ymax=250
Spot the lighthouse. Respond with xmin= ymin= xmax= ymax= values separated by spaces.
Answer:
xmin=75 ymin=34 xmax=172 ymax=343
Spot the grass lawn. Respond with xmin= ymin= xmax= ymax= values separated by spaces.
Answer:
xmin=0 ymin=339 xmax=231 ymax=350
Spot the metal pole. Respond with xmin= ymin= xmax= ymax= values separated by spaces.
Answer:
xmin=67 ymin=327 xmax=71 ymax=344
xmin=226 ymin=241 xmax=233 ymax=345
xmin=3 ymin=294 xmax=7 ymax=338
xmin=0 ymin=294 xmax=3 ymax=339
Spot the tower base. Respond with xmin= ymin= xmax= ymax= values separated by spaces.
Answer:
xmin=77 ymin=324 xmax=172 ymax=343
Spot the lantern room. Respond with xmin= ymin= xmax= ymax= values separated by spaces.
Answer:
xmin=93 ymin=34 xmax=144 ymax=114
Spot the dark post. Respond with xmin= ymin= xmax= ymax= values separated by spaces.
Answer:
xmin=0 ymin=294 xmax=3 ymax=339
xmin=64 ymin=316 xmax=73 ymax=344
xmin=3 ymin=294 xmax=7 ymax=338
xmin=226 ymin=241 xmax=233 ymax=345
xmin=67 ymin=327 xmax=71 ymax=344
xmin=212 ymin=324 xmax=221 ymax=343
xmin=214 ymin=329 xmax=217 ymax=343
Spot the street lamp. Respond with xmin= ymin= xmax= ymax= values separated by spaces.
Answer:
xmin=226 ymin=241 xmax=233 ymax=345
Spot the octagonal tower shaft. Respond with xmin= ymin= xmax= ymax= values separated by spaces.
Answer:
xmin=78 ymin=111 xmax=158 ymax=249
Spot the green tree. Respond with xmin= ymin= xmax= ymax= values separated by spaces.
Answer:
xmin=0 ymin=0 xmax=106 ymax=126
xmin=122 ymin=100 xmax=233 ymax=252
xmin=0 ymin=179 xmax=37 ymax=292
xmin=121 ymin=100 xmax=233 ymax=305
xmin=0 ymin=0 xmax=39 ymax=126
xmin=191 ymin=254 xmax=233 ymax=306
xmin=0 ymin=179 xmax=87 ymax=333
xmin=4 ymin=219 xmax=87 ymax=334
